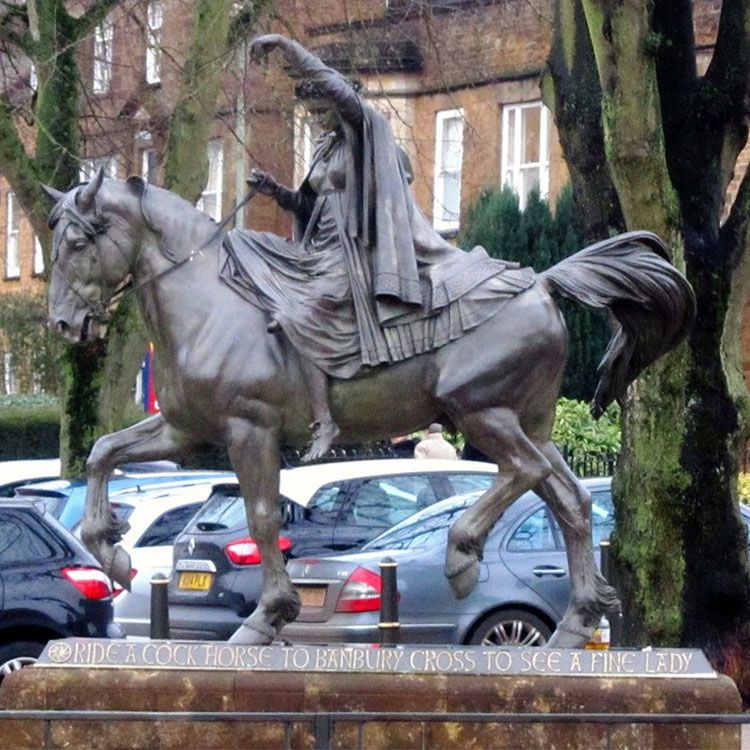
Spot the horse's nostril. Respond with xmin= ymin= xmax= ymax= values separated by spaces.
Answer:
xmin=55 ymin=320 xmax=70 ymax=334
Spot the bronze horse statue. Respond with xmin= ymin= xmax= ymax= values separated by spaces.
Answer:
xmin=44 ymin=169 xmax=694 ymax=647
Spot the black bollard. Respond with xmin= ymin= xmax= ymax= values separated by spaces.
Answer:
xmin=378 ymin=557 xmax=399 ymax=646
xmin=150 ymin=573 xmax=170 ymax=639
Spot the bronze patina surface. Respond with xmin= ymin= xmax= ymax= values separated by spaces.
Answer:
xmin=43 ymin=34 xmax=695 ymax=648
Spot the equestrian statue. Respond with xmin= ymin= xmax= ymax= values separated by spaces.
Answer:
xmin=44 ymin=34 xmax=695 ymax=647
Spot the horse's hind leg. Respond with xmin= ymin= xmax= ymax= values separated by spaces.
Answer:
xmin=446 ymin=407 xmax=553 ymax=599
xmin=83 ymin=414 xmax=197 ymax=588
xmin=534 ymin=442 xmax=620 ymax=647
xmin=226 ymin=416 xmax=300 ymax=645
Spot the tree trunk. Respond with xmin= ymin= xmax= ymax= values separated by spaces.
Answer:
xmin=549 ymin=0 xmax=750 ymax=668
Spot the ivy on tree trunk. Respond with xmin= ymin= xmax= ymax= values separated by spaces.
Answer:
xmin=547 ymin=0 xmax=750 ymax=677
xmin=0 ymin=0 xmax=271 ymax=477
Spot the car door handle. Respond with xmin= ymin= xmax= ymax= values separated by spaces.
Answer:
xmin=532 ymin=565 xmax=567 ymax=578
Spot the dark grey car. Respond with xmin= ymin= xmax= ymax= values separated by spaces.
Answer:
xmin=282 ymin=478 xmax=615 ymax=646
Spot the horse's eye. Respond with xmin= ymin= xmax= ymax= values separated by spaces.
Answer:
xmin=71 ymin=238 xmax=88 ymax=251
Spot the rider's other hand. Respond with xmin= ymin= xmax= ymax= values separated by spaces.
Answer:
xmin=249 ymin=34 xmax=286 ymax=63
xmin=247 ymin=169 xmax=279 ymax=197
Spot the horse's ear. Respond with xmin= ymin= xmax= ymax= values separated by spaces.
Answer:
xmin=77 ymin=166 xmax=105 ymax=213
xmin=40 ymin=183 xmax=66 ymax=208
xmin=126 ymin=175 xmax=147 ymax=197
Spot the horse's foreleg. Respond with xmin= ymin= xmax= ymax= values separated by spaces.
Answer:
xmin=446 ymin=407 xmax=552 ymax=599
xmin=226 ymin=415 xmax=300 ymax=645
xmin=82 ymin=413 xmax=196 ymax=589
xmin=534 ymin=443 xmax=620 ymax=648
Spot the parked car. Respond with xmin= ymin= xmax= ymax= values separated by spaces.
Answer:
xmin=281 ymin=478 xmax=616 ymax=647
xmin=108 ymin=475 xmax=235 ymax=637
xmin=283 ymin=483 xmax=750 ymax=647
xmin=14 ymin=467 xmax=227 ymax=531
xmin=0 ymin=499 xmax=121 ymax=680
xmin=168 ymin=459 xmax=497 ymax=640
xmin=0 ymin=458 xmax=61 ymax=498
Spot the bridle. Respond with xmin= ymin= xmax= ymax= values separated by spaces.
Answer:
xmin=51 ymin=185 xmax=257 ymax=327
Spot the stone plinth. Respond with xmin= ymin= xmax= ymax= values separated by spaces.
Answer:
xmin=0 ymin=640 xmax=741 ymax=749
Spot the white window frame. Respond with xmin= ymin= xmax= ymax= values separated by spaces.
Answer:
xmin=197 ymin=141 xmax=224 ymax=221
xmin=501 ymin=101 xmax=550 ymax=210
xmin=141 ymin=147 xmax=157 ymax=184
xmin=93 ymin=17 xmax=114 ymax=94
xmin=145 ymin=1 xmax=163 ymax=85
xmin=5 ymin=192 xmax=20 ymax=279
xmin=33 ymin=235 xmax=44 ymax=275
xmin=3 ymin=352 xmax=16 ymax=395
xmin=432 ymin=108 xmax=464 ymax=232
xmin=293 ymin=110 xmax=324 ymax=186
xmin=80 ymin=156 xmax=117 ymax=182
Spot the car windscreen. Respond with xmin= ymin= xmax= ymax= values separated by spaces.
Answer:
xmin=184 ymin=492 xmax=246 ymax=532
xmin=364 ymin=493 xmax=479 ymax=551
xmin=12 ymin=492 xmax=66 ymax=518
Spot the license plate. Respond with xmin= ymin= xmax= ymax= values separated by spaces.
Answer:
xmin=297 ymin=585 xmax=327 ymax=608
xmin=178 ymin=572 xmax=213 ymax=591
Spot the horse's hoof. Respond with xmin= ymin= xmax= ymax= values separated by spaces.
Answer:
xmin=108 ymin=545 xmax=133 ymax=591
xmin=228 ymin=621 xmax=275 ymax=645
xmin=445 ymin=549 xmax=480 ymax=599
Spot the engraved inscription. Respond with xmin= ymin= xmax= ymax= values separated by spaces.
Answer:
xmin=37 ymin=640 xmax=714 ymax=679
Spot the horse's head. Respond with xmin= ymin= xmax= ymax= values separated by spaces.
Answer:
xmin=44 ymin=168 xmax=137 ymax=343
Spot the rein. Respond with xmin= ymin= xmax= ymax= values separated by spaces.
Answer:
xmin=112 ymin=187 xmax=258 ymax=301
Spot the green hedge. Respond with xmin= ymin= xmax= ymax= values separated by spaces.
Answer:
xmin=0 ymin=395 xmax=60 ymax=460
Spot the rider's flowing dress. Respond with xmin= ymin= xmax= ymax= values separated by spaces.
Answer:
xmin=220 ymin=42 xmax=535 ymax=378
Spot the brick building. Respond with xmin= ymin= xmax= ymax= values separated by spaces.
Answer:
xmin=1 ymin=0 xmax=748 ymax=392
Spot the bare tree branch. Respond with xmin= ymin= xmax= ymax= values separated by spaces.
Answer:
xmin=0 ymin=97 xmax=48 ymax=237
xmin=722 ymin=164 xmax=750 ymax=272
xmin=701 ymin=0 xmax=750 ymax=195
xmin=75 ymin=0 xmax=124 ymax=38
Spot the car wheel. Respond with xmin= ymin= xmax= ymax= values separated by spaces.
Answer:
xmin=468 ymin=609 xmax=552 ymax=647
xmin=0 ymin=641 xmax=45 ymax=681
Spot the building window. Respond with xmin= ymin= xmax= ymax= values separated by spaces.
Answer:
xmin=197 ymin=141 xmax=223 ymax=221
xmin=433 ymin=108 xmax=464 ymax=232
xmin=293 ymin=112 xmax=324 ymax=186
xmin=93 ymin=17 xmax=114 ymax=94
xmin=5 ymin=193 xmax=20 ymax=279
xmin=141 ymin=148 xmax=158 ymax=184
xmin=145 ymin=1 xmax=163 ymax=85
xmin=3 ymin=352 xmax=16 ymax=395
xmin=501 ymin=101 xmax=550 ymax=210
xmin=33 ymin=236 xmax=44 ymax=275
xmin=80 ymin=156 xmax=117 ymax=182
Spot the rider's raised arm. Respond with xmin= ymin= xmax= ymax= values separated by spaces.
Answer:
xmin=276 ymin=38 xmax=363 ymax=126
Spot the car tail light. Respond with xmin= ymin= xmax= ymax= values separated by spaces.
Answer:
xmin=335 ymin=566 xmax=382 ymax=613
xmin=112 ymin=568 xmax=138 ymax=599
xmin=225 ymin=536 xmax=293 ymax=565
xmin=62 ymin=567 xmax=113 ymax=600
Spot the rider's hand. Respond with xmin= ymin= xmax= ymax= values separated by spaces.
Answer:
xmin=247 ymin=168 xmax=280 ymax=197
xmin=249 ymin=34 xmax=287 ymax=63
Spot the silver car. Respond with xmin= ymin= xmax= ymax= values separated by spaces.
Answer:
xmin=283 ymin=478 xmax=614 ymax=647
xmin=104 ymin=476 xmax=234 ymax=636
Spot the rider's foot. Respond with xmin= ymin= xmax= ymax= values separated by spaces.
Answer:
xmin=302 ymin=420 xmax=340 ymax=462
xmin=266 ymin=317 xmax=282 ymax=334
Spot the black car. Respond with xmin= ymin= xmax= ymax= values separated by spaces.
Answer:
xmin=168 ymin=460 xmax=496 ymax=639
xmin=0 ymin=501 xmax=120 ymax=680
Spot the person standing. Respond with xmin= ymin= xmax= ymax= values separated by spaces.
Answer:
xmin=414 ymin=424 xmax=458 ymax=460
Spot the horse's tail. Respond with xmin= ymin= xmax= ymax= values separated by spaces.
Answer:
xmin=540 ymin=230 xmax=696 ymax=417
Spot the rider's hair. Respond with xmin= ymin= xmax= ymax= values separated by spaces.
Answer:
xmin=294 ymin=77 xmax=362 ymax=101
